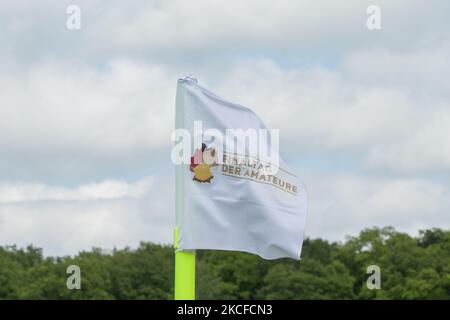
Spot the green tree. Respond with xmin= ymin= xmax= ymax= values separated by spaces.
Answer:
xmin=0 ymin=227 xmax=448 ymax=300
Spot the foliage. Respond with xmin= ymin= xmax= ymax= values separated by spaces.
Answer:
xmin=0 ymin=227 xmax=448 ymax=299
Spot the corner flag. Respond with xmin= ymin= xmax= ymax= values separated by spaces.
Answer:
xmin=173 ymin=77 xmax=308 ymax=299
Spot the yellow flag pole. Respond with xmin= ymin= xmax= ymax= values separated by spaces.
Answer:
xmin=174 ymin=227 xmax=195 ymax=300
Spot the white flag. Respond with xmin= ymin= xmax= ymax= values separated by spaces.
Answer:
xmin=173 ymin=77 xmax=308 ymax=259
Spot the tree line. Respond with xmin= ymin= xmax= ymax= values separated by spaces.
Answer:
xmin=0 ymin=227 xmax=448 ymax=299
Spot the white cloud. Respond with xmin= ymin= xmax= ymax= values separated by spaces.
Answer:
xmin=78 ymin=0 xmax=450 ymax=59
xmin=0 ymin=177 xmax=153 ymax=202
xmin=365 ymin=108 xmax=450 ymax=172
xmin=343 ymin=45 xmax=450 ymax=96
xmin=0 ymin=177 xmax=174 ymax=255
xmin=1 ymin=173 xmax=447 ymax=256
xmin=211 ymin=51 xmax=449 ymax=173
xmin=4 ymin=51 xmax=447 ymax=175
xmin=0 ymin=60 xmax=176 ymax=153
xmin=305 ymin=174 xmax=450 ymax=241
xmin=2 ymin=0 xmax=449 ymax=64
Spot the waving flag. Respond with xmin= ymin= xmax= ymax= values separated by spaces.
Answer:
xmin=173 ymin=77 xmax=308 ymax=260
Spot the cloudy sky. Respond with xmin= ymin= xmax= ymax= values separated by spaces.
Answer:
xmin=0 ymin=0 xmax=449 ymax=256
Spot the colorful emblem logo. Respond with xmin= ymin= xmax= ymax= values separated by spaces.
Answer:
xmin=190 ymin=143 xmax=219 ymax=183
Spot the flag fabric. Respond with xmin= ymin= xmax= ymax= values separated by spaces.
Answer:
xmin=174 ymin=77 xmax=308 ymax=260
